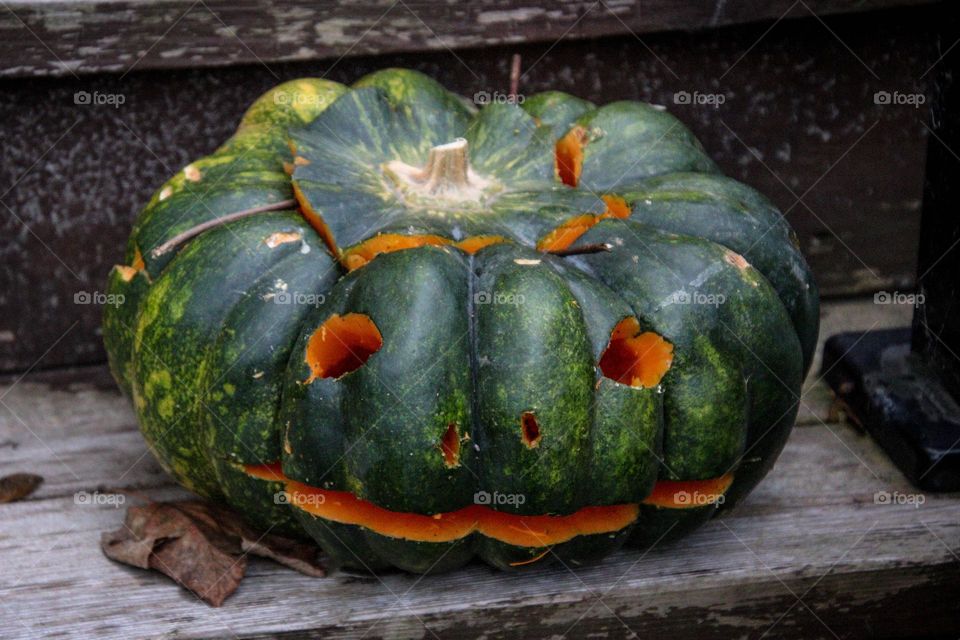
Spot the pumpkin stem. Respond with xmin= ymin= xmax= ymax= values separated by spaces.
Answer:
xmin=384 ymin=139 xmax=493 ymax=202
xmin=419 ymin=139 xmax=471 ymax=193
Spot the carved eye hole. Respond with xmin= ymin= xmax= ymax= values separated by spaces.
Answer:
xmin=599 ymin=317 xmax=674 ymax=388
xmin=304 ymin=313 xmax=382 ymax=383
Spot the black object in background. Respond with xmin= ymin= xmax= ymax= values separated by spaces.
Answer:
xmin=823 ymin=7 xmax=960 ymax=491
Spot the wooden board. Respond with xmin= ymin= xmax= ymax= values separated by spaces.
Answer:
xmin=0 ymin=0 xmax=936 ymax=79
xmin=1 ymin=300 xmax=957 ymax=639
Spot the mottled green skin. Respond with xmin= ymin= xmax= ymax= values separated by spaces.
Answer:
xmin=105 ymin=69 xmax=817 ymax=574
xmin=620 ymin=173 xmax=819 ymax=375
xmin=102 ymin=263 xmax=150 ymax=397
xmin=520 ymin=91 xmax=595 ymax=138
xmin=279 ymin=245 xmax=663 ymax=572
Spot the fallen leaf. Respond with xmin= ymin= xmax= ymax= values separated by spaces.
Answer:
xmin=0 ymin=473 xmax=43 ymax=503
xmin=102 ymin=500 xmax=325 ymax=606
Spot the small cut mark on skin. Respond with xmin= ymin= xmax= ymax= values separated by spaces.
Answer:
xmin=265 ymin=231 xmax=303 ymax=248
xmin=520 ymin=412 xmax=542 ymax=448
xmin=724 ymin=250 xmax=751 ymax=271
xmin=115 ymin=248 xmax=147 ymax=282
xmin=183 ymin=164 xmax=201 ymax=182
xmin=159 ymin=186 xmax=173 ymax=201
xmin=440 ymin=423 xmax=462 ymax=468
xmin=514 ymin=258 xmax=541 ymax=266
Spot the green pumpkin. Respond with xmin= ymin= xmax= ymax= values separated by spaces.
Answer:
xmin=103 ymin=69 xmax=817 ymax=573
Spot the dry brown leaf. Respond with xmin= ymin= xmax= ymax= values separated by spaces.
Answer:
xmin=102 ymin=500 xmax=325 ymax=606
xmin=0 ymin=473 xmax=43 ymax=503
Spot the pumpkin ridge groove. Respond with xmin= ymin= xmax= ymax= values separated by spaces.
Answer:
xmin=465 ymin=251 xmax=483 ymax=496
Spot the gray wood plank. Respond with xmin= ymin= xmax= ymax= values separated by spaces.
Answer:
xmin=0 ymin=0 xmax=936 ymax=78
xmin=0 ymin=425 xmax=957 ymax=639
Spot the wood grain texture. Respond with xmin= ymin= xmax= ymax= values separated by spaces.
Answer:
xmin=0 ymin=5 xmax=940 ymax=372
xmin=0 ymin=300 xmax=957 ymax=639
xmin=0 ymin=0 xmax=937 ymax=79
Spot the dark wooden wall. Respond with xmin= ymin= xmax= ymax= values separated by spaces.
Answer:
xmin=0 ymin=3 xmax=944 ymax=372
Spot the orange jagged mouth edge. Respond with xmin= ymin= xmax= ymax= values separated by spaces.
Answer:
xmin=245 ymin=463 xmax=733 ymax=546
xmin=537 ymin=195 xmax=631 ymax=252
xmin=643 ymin=474 xmax=734 ymax=509
xmin=342 ymin=233 xmax=507 ymax=271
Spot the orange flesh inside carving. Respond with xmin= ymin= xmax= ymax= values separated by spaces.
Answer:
xmin=304 ymin=313 xmax=383 ymax=383
xmin=599 ymin=317 xmax=674 ymax=388
xmin=556 ymin=125 xmax=586 ymax=187
xmin=245 ymin=463 xmax=733 ymax=545
xmin=642 ymin=474 xmax=735 ymax=509
xmin=536 ymin=214 xmax=597 ymax=252
xmin=115 ymin=247 xmax=146 ymax=282
xmin=343 ymin=234 xmax=507 ymax=271
xmin=246 ymin=463 xmax=639 ymax=546
xmin=292 ymin=181 xmax=339 ymax=257
xmin=537 ymin=195 xmax=632 ymax=252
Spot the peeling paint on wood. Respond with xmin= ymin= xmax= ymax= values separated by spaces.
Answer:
xmin=0 ymin=0 xmax=937 ymax=79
